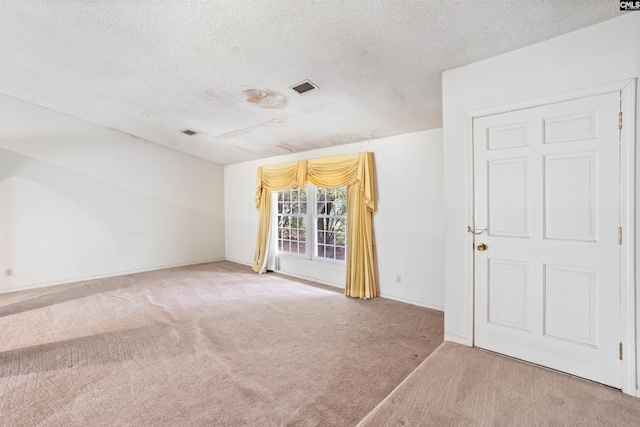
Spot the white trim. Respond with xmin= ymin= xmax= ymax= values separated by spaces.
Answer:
xmin=0 ymin=258 xmax=226 ymax=294
xmin=378 ymin=293 xmax=444 ymax=312
xmin=469 ymin=79 xmax=636 ymax=119
xmin=225 ymin=257 xmax=253 ymax=268
xmin=466 ymin=110 xmax=476 ymax=346
xmin=619 ymin=79 xmax=637 ymax=396
xmin=275 ymin=251 xmax=309 ymax=261
xmin=272 ymin=267 xmax=444 ymax=311
xmin=466 ymin=78 xmax=637 ymax=396
xmin=278 ymin=252 xmax=347 ymax=268
xmin=445 ymin=333 xmax=472 ymax=346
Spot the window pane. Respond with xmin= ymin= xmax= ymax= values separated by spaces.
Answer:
xmin=291 ymin=242 xmax=298 ymax=254
xmin=322 ymin=231 xmax=329 ymax=244
xmin=331 ymin=200 xmax=345 ymax=216
xmin=292 ymin=203 xmax=299 ymax=214
xmin=317 ymin=231 xmax=325 ymax=244
xmin=317 ymin=188 xmax=326 ymax=201
xmin=317 ymin=246 xmax=325 ymax=257
xmin=299 ymin=242 xmax=306 ymax=255
xmin=336 ymin=247 xmax=345 ymax=261
xmin=326 ymin=246 xmax=335 ymax=259
xmin=300 ymin=202 xmax=307 ymax=214
xmin=325 ymin=218 xmax=335 ymax=232
xmin=330 ymin=202 xmax=337 ymax=215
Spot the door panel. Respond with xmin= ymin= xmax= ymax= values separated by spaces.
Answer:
xmin=544 ymin=112 xmax=598 ymax=144
xmin=488 ymin=259 xmax=530 ymax=331
xmin=543 ymin=264 xmax=598 ymax=347
xmin=488 ymin=158 xmax=530 ymax=237
xmin=545 ymin=153 xmax=597 ymax=241
xmin=473 ymin=92 xmax=621 ymax=388
xmin=488 ymin=122 xmax=530 ymax=150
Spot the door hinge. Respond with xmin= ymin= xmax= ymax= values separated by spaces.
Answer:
xmin=619 ymin=112 xmax=623 ymax=129
xmin=618 ymin=227 xmax=622 ymax=245
xmin=619 ymin=342 xmax=623 ymax=360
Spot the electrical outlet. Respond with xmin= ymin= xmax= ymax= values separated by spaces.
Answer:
xmin=395 ymin=275 xmax=401 ymax=284
xmin=5 ymin=268 xmax=13 ymax=277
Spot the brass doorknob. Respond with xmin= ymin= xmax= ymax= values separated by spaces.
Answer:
xmin=477 ymin=243 xmax=487 ymax=251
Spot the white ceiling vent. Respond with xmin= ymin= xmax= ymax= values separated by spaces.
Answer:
xmin=179 ymin=128 xmax=199 ymax=136
xmin=290 ymin=80 xmax=318 ymax=95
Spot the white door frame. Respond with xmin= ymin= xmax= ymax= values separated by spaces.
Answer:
xmin=464 ymin=79 xmax=637 ymax=396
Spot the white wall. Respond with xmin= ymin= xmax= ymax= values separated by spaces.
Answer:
xmin=225 ymin=129 xmax=445 ymax=310
xmin=0 ymin=94 xmax=225 ymax=292
xmin=442 ymin=14 xmax=640 ymax=390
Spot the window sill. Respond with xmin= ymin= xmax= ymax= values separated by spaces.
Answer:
xmin=277 ymin=252 xmax=346 ymax=266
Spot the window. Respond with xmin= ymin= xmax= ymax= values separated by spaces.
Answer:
xmin=276 ymin=185 xmax=347 ymax=262
xmin=276 ymin=186 xmax=307 ymax=256
xmin=314 ymin=187 xmax=347 ymax=261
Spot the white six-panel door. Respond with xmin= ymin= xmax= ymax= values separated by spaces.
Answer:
xmin=473 ymin=92 xmax=621 ymax=388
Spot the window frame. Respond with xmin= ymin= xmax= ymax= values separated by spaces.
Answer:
xmin=275 ymin=186 xmax=308 ymax=260
xmin=311 ymin=186 xmax=347 ymax=264
xmin=275 ymin=184 xmax=347 ymax=265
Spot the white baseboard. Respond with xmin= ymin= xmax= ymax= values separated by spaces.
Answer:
xmin=445 ymin=333 xmax=472 ymax=346
xmin=224 ymin=257 xmax=253 ymax=268
xmin=263 ymin=267 xmax=445 ymax=312
xmin=0 ymin=258 xmax=226 ymax=294
xmin=378 ymin=293 xmax=444 ymax=312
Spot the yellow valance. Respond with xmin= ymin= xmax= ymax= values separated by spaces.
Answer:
xmin=252 ymin=152 xmax=378 ymax=299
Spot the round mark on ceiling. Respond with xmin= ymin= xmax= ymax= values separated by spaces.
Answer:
xmin=243 ymin=89 xmax=288 ymax=109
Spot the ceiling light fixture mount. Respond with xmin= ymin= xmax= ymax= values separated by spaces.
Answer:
xmin=290 ymin=80 xmax=318 ymax=95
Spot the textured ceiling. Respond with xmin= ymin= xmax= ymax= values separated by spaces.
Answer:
xmin=0 ymin=1 xmax=623 ymax=165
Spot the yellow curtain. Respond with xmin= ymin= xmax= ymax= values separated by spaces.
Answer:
xmin=252 ymin=152 xmax=378 ymax=299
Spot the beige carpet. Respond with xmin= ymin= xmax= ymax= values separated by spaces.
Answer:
xmin=358 ymin=342 xmax=640 ymax=427
xmin=0 ymin=261 xmax=444 ymax=426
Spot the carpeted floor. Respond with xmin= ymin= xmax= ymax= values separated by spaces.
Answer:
xmin=358 ymin=342 xmax=640 ymax=427
xmin=0 ymin=261 xmax=444 ymax=426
